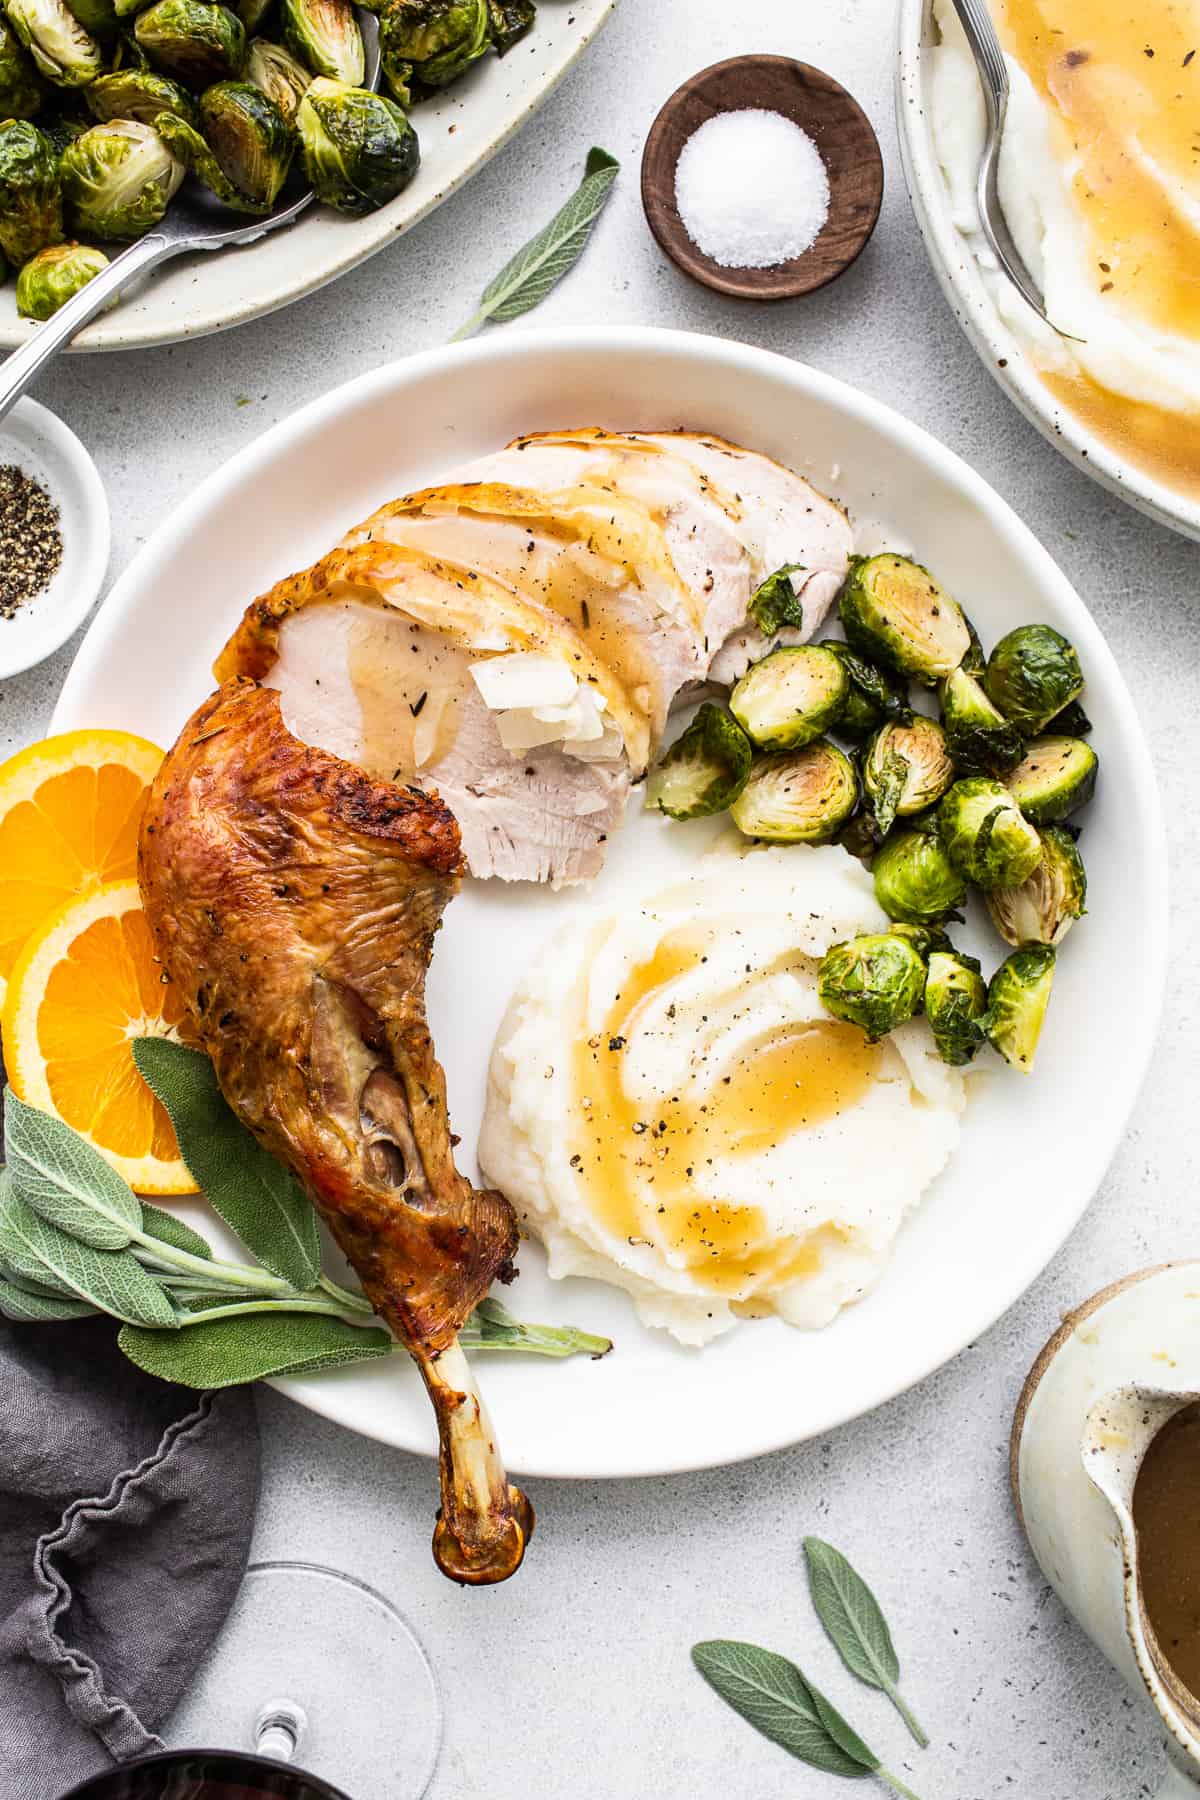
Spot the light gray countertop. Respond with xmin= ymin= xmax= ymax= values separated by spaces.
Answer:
xmin=4 ymin=1 xmax=1195 ymax=1794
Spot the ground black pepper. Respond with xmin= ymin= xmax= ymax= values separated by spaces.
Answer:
xmin=0 ymin=464 xmax=62 ymax=620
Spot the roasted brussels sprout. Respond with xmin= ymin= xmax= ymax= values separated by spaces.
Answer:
xmin=872 ymin=824 xmax=967 ymax=927
xmin=862 ymin=714 xmax=954 ymax=837
xmin=485 ymin=0 xmax=532 ymax=53
xmin=818 ymin=931 xmax=927 ymax=1042
xmin=0 ymin=17 xmax=45 ymax=115
xmin=645 ymin=704 xmax=751 ymax=821
xmin=380 ymin=0 xmax=487 ymax=98
xmin=1003 ymin=734 xmax=1098 ymax=825
xmin=1050 ymin=697 xmax=1092 ymax=737
xmin=0 ymin=119 xmax=61 ymax=265
xmin=984 ymin=824 xmax=1086 ymax=949
xmin=244 ymin=31 xmax=308 ymax=115
xmin=67 ymin=0 xmax=118 ymax=38
xmin=823 ymin=640 xmax=909 ymax=741
xmin=155 ymin=106 xmax=264 ymax=208
xmin=15 ymin=237 xmax=105 ymax=315
xmin=985 ymin=943 xmax=1056 ymax=1072
xmin=86 ymin=66 xmax=199 ymax=124
xmin=134 ymin=0 xmax=245 ymax=83
xmin=281 ymin=0 xmax=360 ymax=81
xmin=983 ymin=624 xmax=1083 ymax=736
xmin=746 ymin=563 xmax=803 ymax=637
xmin=939 ymin=664 xmax=1023 ymax=774
xmin=938 ymin=776 xmax=1042 ymax=891
xmin=200 ymin=79 xmax=292 ymax=204
xmin=730 ymin=740 xmax=857 ymax=844
xmin=840 ymin=552 xmax=972 ymax=685
xmin=924 ymin=949 xmax=987 ymax=1066
xmin=61 ymin=118 xmax=182 ymax=238
xmin=3 ymin=0 xmax=103 ymax=84
xmin=297 ymin=75 xmax=419 ymax=213
xmin=729 ymin=644 xmax=848 ymax=752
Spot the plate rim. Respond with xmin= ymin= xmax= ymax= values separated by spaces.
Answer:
xmin=6 ymin=0 xmax=620 ymax=355
xmin=894 ymin=0 xmax=1200 ymax=545
xmin=52 ymin=325 xmax=1170 ymax=1478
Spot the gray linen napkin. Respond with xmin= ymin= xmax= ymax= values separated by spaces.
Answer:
xmin=0 ymin=1316 xmax=260 ymax=1800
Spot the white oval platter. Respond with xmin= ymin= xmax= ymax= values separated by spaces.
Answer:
xmin=53 ymin=326 xmax=1167 ymax=1479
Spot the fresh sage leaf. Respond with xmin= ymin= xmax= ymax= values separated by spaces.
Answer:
xmin=805 ymin=1538 xmax=929 ymax=1747
xmin=140 ymin=1202 xmax=214 ymax=1261
xmin=118 ymin=1311 xmax=393 ymax=1387
xmin=4 ymin=1088 xmax=142 ymax=1249
xmin=451 ymin=146 xmax=619 ymax=340
xmin=692 ymin=1642 xmax=873 ymax=1778
xmin=133 ymin=1039 xmax=320 ymax=1290
xmin=0 ymin=1278 xmax=97 ymax=1322
xmin=462 ymin=1295 xmax=612 ymax=1359
xmin=0 ymin=1168 xmax=177 ymax=1329
xmin=748 ymin=565 xmax=806 ymax=637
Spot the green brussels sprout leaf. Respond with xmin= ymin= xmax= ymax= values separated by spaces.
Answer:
xmin=746 ymin=563 xmax=805 ymax=637
xmin=645 ymin=703 xmax=752 ymax=822
xmin=486 ymin=0 xmax=531 ymax=54
xmin=940 ymin=664 xmax=1024 ymax=775
xmin=862 ymin=714 xmax=953 ymax=837
xmin=823 ymin=639 xmax=910 ymax=741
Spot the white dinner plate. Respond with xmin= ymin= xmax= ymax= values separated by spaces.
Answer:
xmin=53 ymin=327 xmax=1167 ymax=1479
xmin=1 ymin=0 xmax=618 ymax=353
xmin=895 ymin=0 xmax=1200 ymax=543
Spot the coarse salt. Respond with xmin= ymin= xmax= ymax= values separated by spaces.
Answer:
xmin=674 ymin=108 xmax=831 ymax=270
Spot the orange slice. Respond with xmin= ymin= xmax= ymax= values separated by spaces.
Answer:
xmin=3 ymin=878 xmax=196 ymax=1195
xmin=0 ymin=728 xmax=164 ymax=1009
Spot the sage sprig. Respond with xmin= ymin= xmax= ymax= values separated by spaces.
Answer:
xmin=450 ymin=146 xmax=619 ymax=341
xmin=805 ymin=1538 xmax=929 ymax=1747
xmin=692 ymin=1641 xmax=921 ymax=1800
xmin=0 ymin=1069 xmax=611 ymax=1385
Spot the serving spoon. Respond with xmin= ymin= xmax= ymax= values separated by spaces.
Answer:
xmin=0 ymin=12 xmax=380 ymax=426
xmin=948 ymin=0 xmax=1054 ymax=325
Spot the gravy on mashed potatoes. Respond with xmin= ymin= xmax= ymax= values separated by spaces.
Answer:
xmin=479 ymin=841 xmax=966 ymax=1347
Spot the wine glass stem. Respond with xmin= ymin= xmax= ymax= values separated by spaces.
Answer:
xmin=255 ymin=1699 xmax=308 ymax=1763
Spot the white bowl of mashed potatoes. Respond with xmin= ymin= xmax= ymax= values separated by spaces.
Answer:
xmin=897 ymin=0 xmax=1200 ymax=541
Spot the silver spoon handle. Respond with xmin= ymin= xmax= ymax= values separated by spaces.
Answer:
xmin=951 ymin=0 xmax=1010 ymax=128
xmin=0 ymin=230 xmax=179 ymax=426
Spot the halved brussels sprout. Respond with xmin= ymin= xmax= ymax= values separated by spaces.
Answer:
xmin=67 ymin=0 xmax=118 ymax=38
xmin=61 ymin=117 xmax=182 ymax=238
xmin=15 ymin=237 xmax=106 ymax=315
xmin=862 ymin=714 xmax=953 ymax=837
xmin=1003 ymin=735 xmax=1097 ymax=825
xmin=379 ymin=0 xmax=488 ymax=95
xmin=939 ymin=664 xmax=1023 ymax=775
xmin=818 ymin=931 xmax=927 ymax=1042
xmin=924 ymin=948 xmax=987 ymax=1066
xmin=3 ymin=0 xmax=103 ymax=85
xmin=645 ymin=704 xmax=751 ymax=821
xmin=155 ymin=107 xmax=266 ymax=210
xmin=87 ymin=66 xmax=199 ymax=125
xmin=281 ymin=0 xmax=360 ymax=81
xmin=823 ymin=640 xmax=909 ymax=742
xmin=0 ymin=17 xmax=45 ymax=115
xmin=746 ymin=562 xmax=804 ymax=637
xmin=983 ymin=824 xmax=1086 ymax=949
xmin=486 ymin=0 xmax=532 ymax=53
xmin=244 ymin=32 xmax=308 ymax=116
xmin=872 ymin=824 xmax=966 ymax=927
xmin=839 ymin=552 xmax=972 ymax=685
xmin=938 ymin=775 xmax=1042 ymax=891
xmin=200 ymin=79 xmax=292 ymax=204
xmin=134 ymin=0 xmax=245 ymax=83
xmin=297 ymin=75 xmax=419 ymax=214
xmin=0 ymin=119 xmax=61 ymax=265
xmin=983 ymin=624 xmax=1083 ymax=736
xmin=729 ymin=644 xmax=847 ymax=752
xmin=986 ymin=943 xmax=1056 ymax=1072
xmin=729 ymin=740 xmax=857 ymax=844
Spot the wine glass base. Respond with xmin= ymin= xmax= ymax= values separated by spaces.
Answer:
xmin=164 ymin=1561 xmax=442 ymax=1798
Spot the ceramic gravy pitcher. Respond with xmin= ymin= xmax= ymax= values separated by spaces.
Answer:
xmin=1012 ymin=1264 xmax=1200 ymax=1795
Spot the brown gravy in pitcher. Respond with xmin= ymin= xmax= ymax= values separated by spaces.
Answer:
xmin=1133 ymin=1402 xmax=1200 ymax=1699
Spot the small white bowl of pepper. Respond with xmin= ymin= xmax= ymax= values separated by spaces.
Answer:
xmin=0 ymin=398 xmax=110 ymax=681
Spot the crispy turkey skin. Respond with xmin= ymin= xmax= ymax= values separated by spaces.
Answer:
xmin=138 ymin=680 xmax=533 ymax=1583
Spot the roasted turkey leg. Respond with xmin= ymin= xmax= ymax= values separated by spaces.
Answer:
xmin=138 ymin=679 xmax=534 ymax=1584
